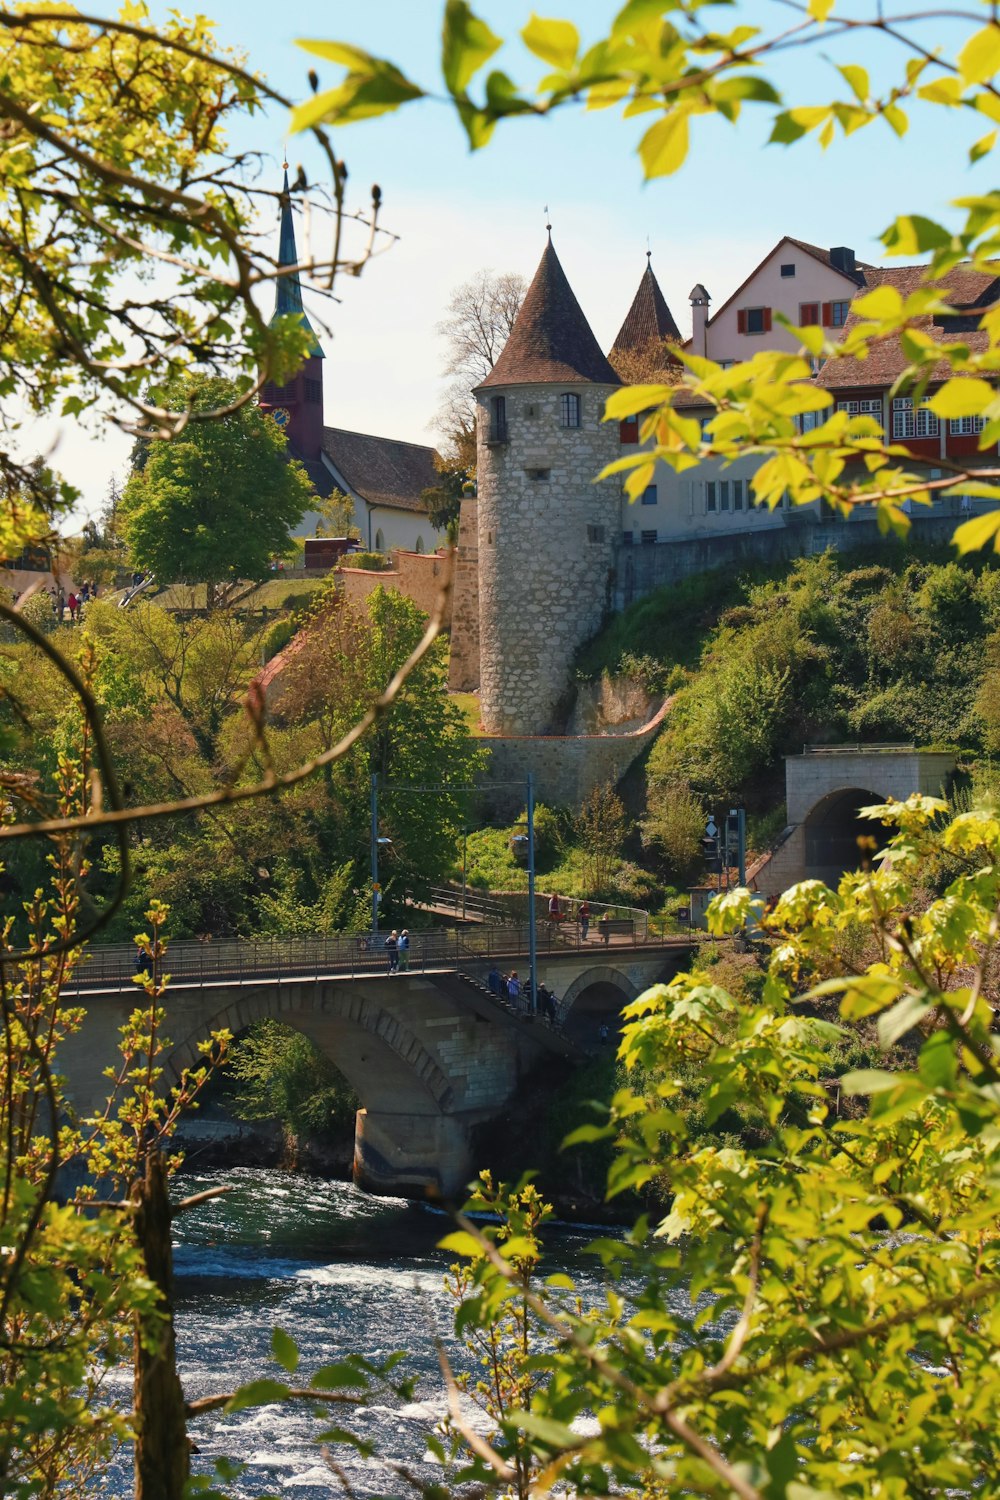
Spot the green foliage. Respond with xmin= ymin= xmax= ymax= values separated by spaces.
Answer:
xmin=227 ymin=1019 xmax=359 ymax=1145
xmin=441 ymin=797 xmax=1000 ymax=1495
xmin=338 ymin=550 xmax=391 ymax=570
xmin=644 ymin=549 xmax=1000 ymax=810
xmin=575 ymin=781 xmax=629 ymax=897
xmin=122 ymin=375 xmax=314 ymax=593
xmin=642 ymin=780 xmax=705 ymax=883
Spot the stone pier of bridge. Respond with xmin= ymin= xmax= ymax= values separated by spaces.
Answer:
xmin=59 ymin=944 xmax=688 ymax=1200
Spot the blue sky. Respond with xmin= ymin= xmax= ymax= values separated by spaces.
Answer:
xmin=50 ymin=1 xmax=991 ymax=513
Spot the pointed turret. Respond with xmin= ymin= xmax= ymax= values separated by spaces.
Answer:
xmin=478 ymin=238 xmax=620 ymax=389
xmin=260 ymin=169 xmax=325 ymax=462
xmin=610 ymin=254 xmax=681 ymax=363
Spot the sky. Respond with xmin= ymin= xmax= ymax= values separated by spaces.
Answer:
xmin=32 ymin=0 xmax=995 ymax=518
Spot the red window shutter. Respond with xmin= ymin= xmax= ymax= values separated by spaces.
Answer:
xmin=737 ymin=308 xmax=747 ymax=335
xmin=762 ymin=307 xmax=772 ymax=333
xmin=822 ymin=302 xmax=833 ymax=327
xmin=619 ymin=417 xmax=639 ymax=444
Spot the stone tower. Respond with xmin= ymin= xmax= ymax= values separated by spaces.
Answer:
xmin=259 ymin=170 xmax=325 ymax=462
xmin=475 ymin=237 xmax=622 ymax=737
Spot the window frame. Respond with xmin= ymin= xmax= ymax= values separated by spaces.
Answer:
xmin=799 ymin=302 xmax=820 ymax=326
xmin=705 ymin=482 xmax=717 ymax=512
xmin=892 ymin=396 xmax=940 ymax=441
xmin=641 ymin=484 xmax=657 ymax=506
xmin=560 ymin=392 xmax=582 ymax=428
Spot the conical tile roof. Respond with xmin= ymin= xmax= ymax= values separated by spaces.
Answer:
xmin=610 ymin=255 xmax=681 ymax=359
xmin=478 ymin=238 xmax=620 ymax=389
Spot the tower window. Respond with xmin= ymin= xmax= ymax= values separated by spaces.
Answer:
xmin=276 ymin=381 xmax=297 ymax=401
xmin=305 ymin=378 xmax=322 ymax=404
xmin=526 ymin=468 xmax=550 ymax=481
xmin=560 ymin=392 xmax=581 ymax=428
xmin=587 ymin=524 xmax=606 ymax=543
xmin=488 ymin=396 xmax=508 ymax=443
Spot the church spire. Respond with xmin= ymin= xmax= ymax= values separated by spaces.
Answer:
xmin=273 ymin=168 xmax=323 ymax=358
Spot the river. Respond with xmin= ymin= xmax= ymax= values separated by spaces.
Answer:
xmin=97 ymin=1166 xmax=621 ymax=1497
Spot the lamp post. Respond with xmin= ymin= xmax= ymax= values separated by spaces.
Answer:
xmin=370 ymin=773 xmax=393 ymax=935
xmin=526 ymin=772 xmax=537 ymax=1015
xmin=461 ymin=826 xmax=468 ymax=922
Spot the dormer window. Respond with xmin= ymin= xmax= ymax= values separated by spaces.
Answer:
xmin=560 ymin=392 xmax=581 ymax=428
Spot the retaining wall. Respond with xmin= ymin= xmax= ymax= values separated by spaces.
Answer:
xmin=335 ymin=548 xmax=453 ymax=627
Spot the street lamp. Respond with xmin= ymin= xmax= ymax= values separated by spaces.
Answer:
xmin=370 ymin=773 xmax=394 ymax=935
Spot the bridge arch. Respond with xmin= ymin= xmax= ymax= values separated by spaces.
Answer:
xmin=165 ymin=982 xmax=454 ymax=1114
xmin=559 ymin=964 xmax=639 ymax=1044
xmin=803 ymin=785 xmax=884 ymax=887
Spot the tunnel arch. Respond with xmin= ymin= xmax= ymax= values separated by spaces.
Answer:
xmin=559 ymin=965 xmax=639 ymax=1044
xmin=164 ymin=982 xmax=454 ymax=1116
xmin=803 ymin=785 xmax=885 ymax=886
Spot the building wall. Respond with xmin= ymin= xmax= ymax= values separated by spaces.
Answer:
xmin=477 ymin=381 xmax=621 ymax=735
xmin=699 ymin=245 xmax=859 ymax=361
xmin=448 ymin=493 xmax=480 ymax=691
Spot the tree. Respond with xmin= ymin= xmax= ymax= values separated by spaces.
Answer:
xmin=437 ymin=797 xmax=1000 ymax=1497
xmin=575 ymin=779 xmax=629 ymax=896
xmin=311 ymin=487 xmax=361 ymax=540
xmin=436 ymin=269 xmax=526 ymax=451
xmin=122 ymin=376 xmax=314 ymax=605
xmin=422 ymin=447 xmax=473 ymax=540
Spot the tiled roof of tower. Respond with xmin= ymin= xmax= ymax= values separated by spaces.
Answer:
xmin=610 ymin=256 xmax=682 ymax=358
xmin=814 ymin=262 xmax=1000 ymax=389
xmin=478 ymin=238 xmax=621 ymax=389
xmin=321 ymin=427 xmax=439 ymax=513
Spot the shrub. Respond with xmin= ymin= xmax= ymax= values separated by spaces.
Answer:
xmin=339 ymin=551 xmax=391 ymax=571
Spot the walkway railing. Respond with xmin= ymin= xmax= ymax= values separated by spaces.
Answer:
xmin=64 ymin=921 xmax=695 ymax=994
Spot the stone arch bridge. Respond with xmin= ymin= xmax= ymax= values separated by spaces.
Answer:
xmin=61 ymin=928 xmax=692 ymax=1199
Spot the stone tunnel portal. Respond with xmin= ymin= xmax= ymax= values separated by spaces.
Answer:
xmin=803 ymin=786 xmax=884 ymax=888
xmin=559 ymin=967 xmax=638 ymax=1047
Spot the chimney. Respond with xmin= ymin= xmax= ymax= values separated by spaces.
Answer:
xmin=689 ymin=283 xmax=711 ymax=356
xmin=829 ymin=246 xmax=856 ymax=277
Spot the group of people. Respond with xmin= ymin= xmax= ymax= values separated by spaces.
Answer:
xmin=547 ymin=894 xmax=611 ymax=945
xmin=384 ymin=929 xmax=411 ymax=972
xmin=486 ymin=965 xmax=559 ymax=1023
xmin=52 ymin=580 xmax=98 ymax=622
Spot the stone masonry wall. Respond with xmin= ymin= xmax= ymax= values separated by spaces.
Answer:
xmin=477 ymin=382 xmax=621 ymax=735
xmin=334 ymin=548 xmax=453 ymax=627
xmin=448 ymin=494 xmax=480 ymax=691
xmin=615 ymin=514 xmax=964 ymax=610
xmin=477 ymin=700 xmax=670 ymax=817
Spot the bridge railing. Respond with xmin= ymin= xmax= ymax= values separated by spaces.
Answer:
xmin=64 ymin=920 xmax=695 ymax=993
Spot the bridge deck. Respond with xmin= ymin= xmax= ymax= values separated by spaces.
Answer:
xmin=63 ymin=925 xmax=696 ymax=996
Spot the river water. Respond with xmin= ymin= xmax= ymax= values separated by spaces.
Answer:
xmin=97 ymin=1166 xmax=621 ymax=1497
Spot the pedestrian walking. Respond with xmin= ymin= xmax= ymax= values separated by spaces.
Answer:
xmin=548 ymin=892 xmax=562 ymax=924
xmin=397 ymin=929 xmax=410 ymax=972
xmin=598 ymin=912 xmax=611 ymax=947
xmin=67 ymin=592 xmax=78 ymax=622
xmin=385 ymin=929 xmax=398 ymax=973
xmin=579 ymin=900 xmax=591 ymax=941
xmin=487 ymin=963 xmax=501 ymax=995
xmin=507 ymin=970 xmax=521 ymax=1010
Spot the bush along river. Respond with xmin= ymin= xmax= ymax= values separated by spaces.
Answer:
xmin=98 ymin=1166 xmax=636 ymax=1497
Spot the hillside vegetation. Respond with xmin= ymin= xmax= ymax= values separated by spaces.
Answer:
xmin=578 ymin=546 xmax=1000 ymax=880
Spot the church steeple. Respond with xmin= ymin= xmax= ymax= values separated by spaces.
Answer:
xmin=260 ymin=167 xmax=326 ymax=463
xmin=273 ymin=168 xmax=323 ymax=358
xmin=610 ymin=254 xmax=681 ymax=363
xmin=478 ymin=238 xmax=620 ymax=389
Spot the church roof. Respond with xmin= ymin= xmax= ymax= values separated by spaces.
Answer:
xmin=321 ymin=427 xmax=439 ymax=514
xmin=273 ymin=169 xmax=323 ymax=359
xmin=478 ymin=238 xmax=620 ymax=390
xmin=610 ymin=256 xmax=681 ymax=357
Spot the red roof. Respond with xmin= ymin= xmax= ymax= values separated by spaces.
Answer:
xmin=814 ymin=262 xmax=1000 ymax=390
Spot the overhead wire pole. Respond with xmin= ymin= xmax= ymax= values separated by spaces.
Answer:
xmin=527 ymin=771 xmax=537 ymax=1015
xmin=370 ymin=772 xmax=379 ymax=936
